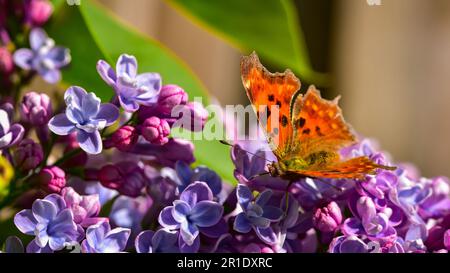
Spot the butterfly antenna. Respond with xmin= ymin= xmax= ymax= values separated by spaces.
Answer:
xmin=219 ymin=140 xmax=274 ymax=163
xmin=248 ymin=172 xmax=270 ymax=181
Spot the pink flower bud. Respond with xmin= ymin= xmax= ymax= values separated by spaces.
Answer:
xmin=38 ymin=166 xmax=66 ymax=193
xmin=312 ymin=201 xmax=343 ymax=232
xmin=13 ymin=139 xmax=43 ymax=171
xmin=182 ymin=101 xmax=208 ymax=132
xmin=105 ymin=125 xmax=138 ymax=151
xmin=28 ymin=0 xmax=53 ymax=26
xmin=141 ymin=116 xmax=170 ymax=145
xmin=20 ymin=92 xmax=52 ymax=125
xmin=61 ymin=187 xmax=101 ymax=227
xmin=98 ymin=161 xmax=146 ymax=197
xmin=157 ymin=85 xmax=188 ymax=116
xmin=0 ymin=47 xmax=13 ymax=74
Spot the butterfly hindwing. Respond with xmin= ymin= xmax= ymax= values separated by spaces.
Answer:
xmin=240 ymin=52 xmax=300 ymax=158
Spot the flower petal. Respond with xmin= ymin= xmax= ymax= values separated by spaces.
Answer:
xmin=8 ymin=124 xmax=25 ymax=146
xmin=14 ymin=209 xmax=38 ymax=235
xmin=48 ymin=114 xmax=75 ymax=135
xmin=26 ymin=239 xmax=53 ymax=253
xmin=180 ymin=181 xmax=213 ymax=207
xmin=255 ymin=226 xmax=277 ymax=245
xmin=189 ymin=201 xmax=223 ymax=227
xmin=262 ymin=206 xmax=284 ymax=222
xmin=47 ymin=46 xmax=71 ymax=68
xmin=97 ymin=60 xmax=117 ymax=87
xmin=29 ymin=28 xmax=48 ymax=51
xmin=116 ymin=54 xmax=137 ymax=78
xmin=101 ymin=228 xmax=131 ymax=253
xmin=256 ymin=189 xmax=272 ymax=207
xmin=0 ymin=132 xmax=12 ymax=149
xmin=13 ymin=49 xmax=34 ymax=69
xmin=64 ymin=86 xmax=87 ymax=109
xmin=94 ymin=103 xmax=119 ymax=126
xmin=86 ymin=221 xmax=110 ymax=249
xmin=236 ymin=184 xmax=253 ymax=209
xmin=339 ymin=236 xmax=369 ymax=253
xmin=180 ymin=221 xmax=199 ymax=246
xmin=233 ymin=213 xmax=252 ymax=233
xmin=41 ymin=69 xmax=61 ymax=84
xmin=32 ymin=199 xmax=57 ymax=223
xmin=158 ymin=206 xmax=180 ymax=229
xmin=77 ymin=130 xmax=102 ymax=155
xmin=118 ymin=95 xmax=139 ymax=112
xmin=135 ymin=230 xmax=154 ymax=253
xmin=81 ymin=92 xmax=101 ymax=118
xmin=4 ymin=236 xmax=24 ymax=253
xmin=179 ymin=234 xmax=200 ymax=253
xmin=152 ymin=229 xmax=179 ymax=252
xmin=172 ymin=200 xmax=191 ymax=223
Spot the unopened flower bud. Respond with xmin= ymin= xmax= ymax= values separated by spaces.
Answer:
xmin=313 ymin=201 xmax=343 ymax=232
xmin=0 ymin=47 xmax=13 ymax=74
xmin=14 ymin=139 xmax=43 ymax=171
xmin=28 ymin=0 xmax=53 ymax=26
xmin=157 ymin=85 xmax=188 ymax=116
xmin=20 ymin=92 xmax=52 ymax=125
xmin=141 ymin=116 xmax=170 ymax=145
xmin=98 ymin=161 xmax=145 ymax=197
xmin=38 ymin=166 xmax=66 ymax=193
xmin=105 ymin=125 xmax=138 ymax=151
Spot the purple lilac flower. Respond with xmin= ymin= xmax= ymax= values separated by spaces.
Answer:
xmin=135 ymin=229 xmax=179 ymax=253
xmin=48 ymin=86 xmax=119 ymax=154
xmin=13 ymin=138 xmax=43 ymax=171
xmin=68 ymin=177 xmax=117 ymax=206
xmin=234 ymin=184 xmax=284 ymax=245
xmin=14 ymin=194 xmax=80 ymax=252
xmin=175 ymin=161 xmax=222 ymax=196
xmin=231 ymin=144 xmax=288 ymax=192
xmin=98 ymin=161 xmax=146 ymax=197
xmin=13 ymin=28 xmax=70 ymax=83
xmin=97 ymin=54 xmax=161 ymax=112
xmin=81 ymin=220 xmax=131 ymax=253
xmin=418 ymin=177 xmax=450 ymax=220
xmin=159 ymin=182 xmax=224 ymax=253
xmin=0 ymin=108 xmax=24 ymax=149
xmin=20 ymin=91 xmax=52 ymax=125
xmin=61 ymin=187 xmax=103 ymax=228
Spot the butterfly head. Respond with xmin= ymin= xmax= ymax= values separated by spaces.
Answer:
xmin=267 ymin=161 xmax=287 ymax=177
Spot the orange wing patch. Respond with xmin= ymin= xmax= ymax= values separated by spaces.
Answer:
xmin=296 ymin=156 xmax=396 ymax=180
xmin=289 ymin=86 xmax=355 ymax=159
xmin=240 ymin=52 xmax=300 ymax=158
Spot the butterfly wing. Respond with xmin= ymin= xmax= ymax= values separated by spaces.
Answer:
xmin=240 ymin=52 xmax=299 ymax=159
xmin=284 ymin=86 xmax=395 ymax=179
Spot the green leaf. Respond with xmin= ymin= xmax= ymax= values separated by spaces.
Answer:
xmin=167 ymin=0 xmax=327 ymax=85
xmin=46 ymin=1 xmax=236 ymax=184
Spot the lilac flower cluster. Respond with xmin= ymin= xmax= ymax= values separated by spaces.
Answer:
xmin=1 ymin=0 xmax=450 ymax=254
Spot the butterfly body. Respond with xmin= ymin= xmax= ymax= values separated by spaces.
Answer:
xmin=240 ymin=52 xmax=396 ymax=181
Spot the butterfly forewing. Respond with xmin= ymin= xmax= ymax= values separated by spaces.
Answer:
xmin=240 ymin=52 xmax=300 ymax=158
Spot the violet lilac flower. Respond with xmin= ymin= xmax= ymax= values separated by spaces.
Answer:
xmin=0 ymin=108 xmax=24 ymax=149
xmin=135 ymin=229 xmax=179 ymax=253
xmin=13 ymin=28 xmax=70 ymax=83
xmin=158 ymin=182 xmax=224 ymax=253
xmin=328 ymin=235 xmax=371 ymax=253
xmin=97 ymin=54 xmax=161 ymax=112
xmin=48 ymin=86 xmax=119 ymax=154
xmin=14 ymin=194 xmax=80 ymax=252
xmin=81 ymin=220 xmax=131 ymax=253
xmin=233 ymin=185 xmax=284 ymax=245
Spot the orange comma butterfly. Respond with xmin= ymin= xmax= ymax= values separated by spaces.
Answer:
xmin=240 ymin=52 xmax=396 ymax=181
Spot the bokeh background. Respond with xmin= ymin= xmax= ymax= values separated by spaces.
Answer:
xmin=66 ymin=0 xmax=450 ymax=178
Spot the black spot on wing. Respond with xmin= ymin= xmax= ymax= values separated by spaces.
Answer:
xmin=281 ymin=115 xmax=288 ymax=127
